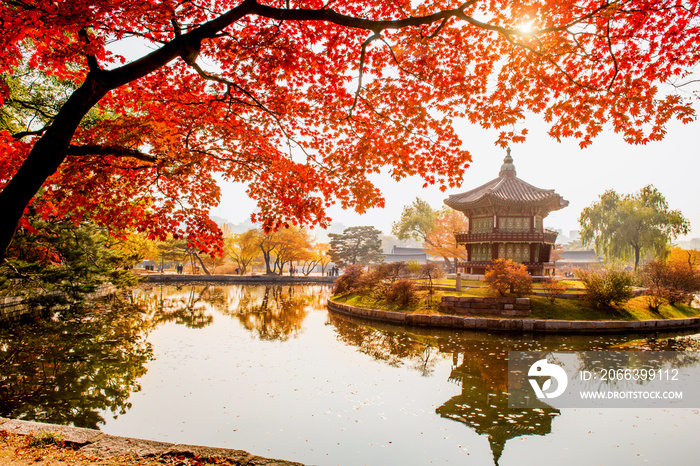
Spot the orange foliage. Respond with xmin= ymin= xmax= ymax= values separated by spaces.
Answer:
xmin=667 ymin=247 xmax=700 ymax=269
xmin=484 ymin=258 xmax=532 ymax=297
xmin=423 ymin=210 xmax=469 ymax=269
xmin=1 ymin=1 xmax=698 ymax=257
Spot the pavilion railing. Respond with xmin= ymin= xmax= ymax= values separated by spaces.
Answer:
xmin=456 ymin=261 xmax=556 ymax=269
xmin=454 ymin=229 xmax=558 ymax=244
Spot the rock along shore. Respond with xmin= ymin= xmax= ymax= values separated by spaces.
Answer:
xmin=0 ymin=418 xmax=307 ymax=465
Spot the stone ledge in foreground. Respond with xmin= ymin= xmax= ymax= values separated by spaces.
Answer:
xmin=0 ymin=418 xmax=307 ymax=466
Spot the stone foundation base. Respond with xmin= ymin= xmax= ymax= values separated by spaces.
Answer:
xmin=439 ymin=296 xmax=530 ymax=317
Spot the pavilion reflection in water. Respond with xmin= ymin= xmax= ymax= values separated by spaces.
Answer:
xmin=436 ymin=351 xmax=559 ymax=465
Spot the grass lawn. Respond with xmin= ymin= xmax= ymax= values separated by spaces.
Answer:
xmin=332 ymin=292 xmax=442 ymax=314
xmin=428 ymin=278 xmax=484 ymax=287
xmin=425 ymin=277 xmax=586 ymax=293
xmin=332 ymin=290 xmax=700 ymax=321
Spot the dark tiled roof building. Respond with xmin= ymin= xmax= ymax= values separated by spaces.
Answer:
xmin=444 ymin=149 xmax=568 ymax=276
xmin=382 ymin=246 xmax=429 ymax=264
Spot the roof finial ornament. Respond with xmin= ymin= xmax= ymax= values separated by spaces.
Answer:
xmin=499 ymin=147 xmax=516 ymax=177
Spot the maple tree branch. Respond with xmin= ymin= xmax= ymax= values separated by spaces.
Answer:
xmin=189 ymin=148 xmax=265 ymax=174
xmin=78 ymin=28 xmax=101 ymax=73
xmin=9 ymin=98 xmax=57 ymax=121
xmin=348 ymin=33 xmax=381 ymax=118
xmin=423 ymin=17 xmax=450 ymax=40
xmin=12 ymin=127 xmax=48 ymax=139
xmin=181 ymin=60 xmax=317 ymax=164
xmin=605 ymin=20 xmax=620 ymax=91
xmin=171 ymin=15 xmax=183 ymax=37
xmin=253 ymin=1 xmax=475 ymax=34
xmin=358 ymin=95 xmax=424 ymax=136
xmin=503 ymin=34 xmax=601 ymax=93
xmin=380 ymin=36 xmax=430 ymax=84
xmin=66 ymin=144 xmax=157 ymax=163
xmin=186 ymin=61 xmax=266 ymax=111
xmin=458 ymin=1 xmax=616 ymax=37
xmin=101 ymin=0 xmax=614 ymax=98
xmin=668 ymin=78 xmax=700 ymax=88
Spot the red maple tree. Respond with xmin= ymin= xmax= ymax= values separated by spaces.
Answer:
xmin=1 ymin=0 xmax=698 ymax=258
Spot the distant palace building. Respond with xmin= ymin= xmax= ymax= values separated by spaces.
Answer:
xmin=382 ymin=245 xmax=429 ymax=264
xmin=444 ymin=149 xmax=568 ymax=276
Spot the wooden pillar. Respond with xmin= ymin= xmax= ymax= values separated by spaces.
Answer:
xmin=492 ymin=243 xmax=499 ymax=260
xmin=542 ymin=244 xmax=551 ymax=262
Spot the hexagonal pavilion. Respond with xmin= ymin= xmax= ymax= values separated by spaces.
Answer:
xmin=444 ymin=149 xmax=568 ymax=276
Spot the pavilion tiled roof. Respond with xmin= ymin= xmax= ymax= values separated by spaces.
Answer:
xmin=444 ymin=149 xmax=568 ymax=212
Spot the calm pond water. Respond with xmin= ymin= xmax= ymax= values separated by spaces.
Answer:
xmin=2 ymin=284 xmax=700 ymax=465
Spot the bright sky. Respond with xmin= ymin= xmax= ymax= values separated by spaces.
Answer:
xmin=212 ymin=113 xmax=700 ymax=241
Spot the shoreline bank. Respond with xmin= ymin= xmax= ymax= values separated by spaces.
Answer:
xmin=327 ymin=299 xmax=700 ymax=334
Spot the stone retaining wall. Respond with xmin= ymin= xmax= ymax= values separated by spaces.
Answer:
xmin=144 ymin=274 xmax=336 ymax=284
xmin=327 ymin=299 xmax=700 ymax=334
xmin=439 ymin=296 xmax=530 ymax=316
xmin=0 ymin=285 xmax=117 ymax=323
xmin=0 ymin=295 xmax=35 ymax=322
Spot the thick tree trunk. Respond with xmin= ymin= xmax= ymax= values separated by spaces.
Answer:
xmin=260 ymin=246 xmax=273 ymax=274
xmin=193 ymin=252 xmax=211 ymax=275
xmin=0 ymin=76 xmax=109 ymax=259
xmin=441 ymin=256 xmax=454 ymax=273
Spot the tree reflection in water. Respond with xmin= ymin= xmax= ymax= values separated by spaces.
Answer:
xmin=132 ymin=284 xmax=331 ymax=340
xmin=133 ymin=285 xmax=215 ymax=329
xmin=0 ymin=296 xmax=154 ymax=429
xmin=329 ymin=313 xmax=441 ymax=374
xmin=5 ymin=284 xmax=698 ymax=462
xmin=220 ymin=285 xmax=328 ymax=341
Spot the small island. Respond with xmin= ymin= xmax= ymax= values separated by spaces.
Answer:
xmin=329 ymin=151 xmax=700 ymax=334
xmin=328 ymin=272 xmax=700 ymax=333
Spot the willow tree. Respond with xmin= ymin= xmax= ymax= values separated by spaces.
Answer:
xmin=2 ymin=0 xmax=698 ymax=258
xmin=579 ymin=185 xmax=690 ymax=271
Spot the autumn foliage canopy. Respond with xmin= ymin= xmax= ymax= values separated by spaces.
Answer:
xmin=1 ymin=0 xmax=698 ymax=257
